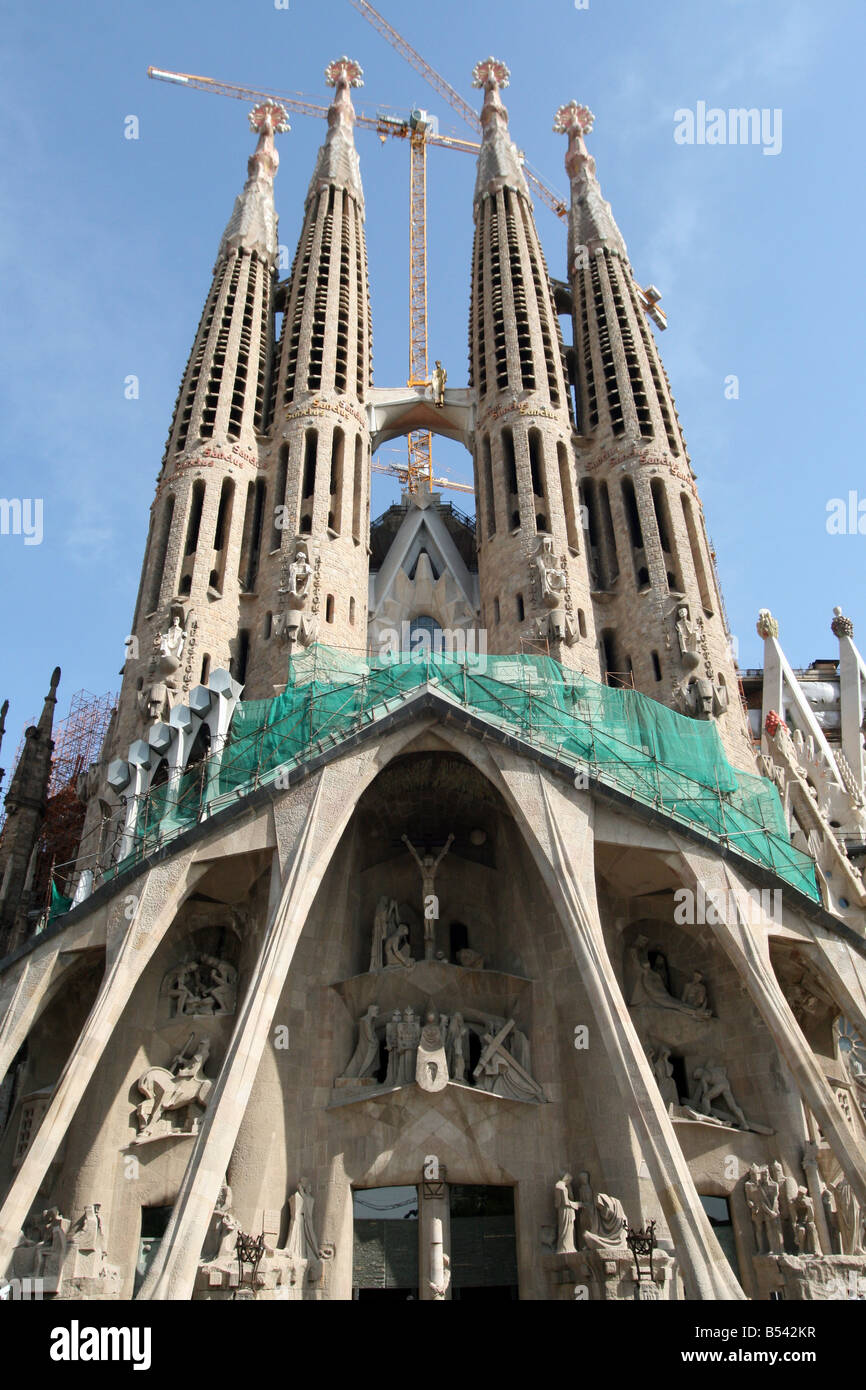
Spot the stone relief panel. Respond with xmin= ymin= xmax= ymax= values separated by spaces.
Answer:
xmin=132 ymin=1034 xmax=213 ymax=1144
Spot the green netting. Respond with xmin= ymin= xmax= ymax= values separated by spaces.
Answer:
xmin=48 ymin=880 xmax=73 ymax=922
xmin=123 ymin=645 xmax=819 ymax=903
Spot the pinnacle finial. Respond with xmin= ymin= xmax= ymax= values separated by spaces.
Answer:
xmin=553 ymin=101 xmax=595 ymax=137
xmin=325 ymin=56 xmax=364 ymax=89
xmin=832 ymin=606 xmax=854 ymax=638
xmin=248 ymin=101 xmax=290 ymax=137
xmin=472 ymin=57 xmax=510 ymax=91
xmin=756 ymin=609 xmax=778 ymax=640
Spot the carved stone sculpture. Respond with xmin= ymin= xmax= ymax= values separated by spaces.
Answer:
xmin=134 ymin=1035 xmax=213 ymax=1141
xmin=416 ymin=1008 xmax=449 ymax=1092
xmin=402 ymin=833 xmax=454 ymax=960
xmin=675 ymin=674 xmax=729 ymax=722
xmin=456 ymin=947 xmax=485 ymax=970
xmin=446 ymin=1012 xmax=468 ymax=1082
xmin=745 ymin=1165 xmax=783 ymax=1255
xmin=690 ymin=1061 xmax=748 ymax=1129
xmin=285 ymin=1178 xmax=323 ymax=1283
xmin=340 ymin=1004 xmax=381 ymax=1081
xmin=681 ymin=971 xmax=710 ymax=1014
xmin=649 ymin=1045 xmax=680 ymax=1108
xmin=12 ymin=1204 xmax=120 ymax=1298
xmin=384 ymin=1009 xmax=402 ymax=1086
xmin=397 ymin=1006 xmax=421 ymax=1084
xmin=554 ymin=1173 xmax=580 ymax=1254
xmin=832 ymin=1177 xmax=864 ymax=1256
xmin=756 ymin=608 xmax=779 ymax=640
xmin=473 ymin=1019 xmax=544 ymax=1102
xmin=167 ymin=957 xmax=238 ymax=1017
xmin=383 ymin=922 xmax=414 ymax=967
xmin=628 ymin=936 xmax=711 ymax=1017
xmin=533 ymin=536 xmax=576 ymax=644
xmin=792 ymin=1187 xmax=819 ymax=1255
xmin=431 ymin=360 xmax=447 ymax=407
xmin=583 ymin=1193 xmax=628 ymax=1251
xmin=370 ymin=895 xmax=398 ymax=972
xmin=674 ymin=603 xmax=701 ymax=672
xmin=277 ymin=538 xmax=318 ymax=649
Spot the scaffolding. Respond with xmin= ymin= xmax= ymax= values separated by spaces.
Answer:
xmin=48 ymin=646 xmax=819 ymax=916
xmin=2 ymin=688 xmax=116 ymax=915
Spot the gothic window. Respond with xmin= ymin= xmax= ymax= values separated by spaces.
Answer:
xmin=557 ymin=441 xmax=580 ymax=552
xmin=238 ymin=479 xmax=267 ymax=592
xmin=650 ymin=478 xmax=682 ymax=592
xmin=271 ymin=446 xmax=288 ymax=551
xmin=481 ymin=435 xmax=496 ymax=539
xmin=184 ymin=481 xmax=205 ymax=557
xmin=146 ymin=494 xmax=175 ymax=613
xmin=329 ymin=429 xmax=345 ymax=535
xmin=516 ymin=593 xmax=525 ymax=622
xmin=326 ymin=594 xmax=335 ymax=624
xmin=680 ymin=493 xmax=714 ymax=614
xmin=352 ymin=437 xmax=364 ymax=543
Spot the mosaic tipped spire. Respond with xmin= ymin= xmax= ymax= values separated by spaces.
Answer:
xmin=555 ymin=100 xmax=628 ymax=263
xmin=307 ymin=56 xmax=365 ymax=212
xmin=472 ymin=56 xmax=529 ymax=205
xmin=217 ymin=101 xmax=288 ymax=263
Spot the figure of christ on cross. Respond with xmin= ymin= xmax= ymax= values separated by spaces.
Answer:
xmin=401 ymin=833 xmax=455 ymax=960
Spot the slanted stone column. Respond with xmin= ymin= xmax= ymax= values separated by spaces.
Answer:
xmin=0 ymin=851 xmax=206 ymax=1277
xmin=673 ymin=844 xmax=866 ymax=1208
xmin=493 ymin=765 xmax=746 ymax=1299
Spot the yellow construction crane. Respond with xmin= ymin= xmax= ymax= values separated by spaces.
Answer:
xmin=148 ymin=64 xmax=478 ymax=496
xmin=348 ymin=1 xmax=667 ymax=332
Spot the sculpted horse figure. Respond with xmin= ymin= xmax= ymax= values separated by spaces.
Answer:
xmin=136 ymin=1037 xmax=212 ymax=1137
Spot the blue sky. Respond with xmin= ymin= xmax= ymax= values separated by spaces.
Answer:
xmin=0 ymin=0 xmax=864 ymax=757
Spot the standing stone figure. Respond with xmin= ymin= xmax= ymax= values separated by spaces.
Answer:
xmin=446 ymin=1012 xmax=468 ymax=1081
xmin=384 ymin=1010 xmax=402 ymax=1086
xmin=652 ymin=1046 xmax=681 ymax=1109
xmin=554 ymin=1173 xmax=580 ymax=1254
xmin=370 ymin=896 xmax=398 ymax=972
xmin=401 ymin=833 xmax=454 ymax=960
xmin=286 ymin=1178 xmax=323 ymax=1283
xmin=745 ymin=1165 xmax=783 ymax=1255
xmin=833 ymin=1176 xmax=864 ymax=1256
xmin=342 ymin=1004 xmax=381 ymax=1080
xmin=792 ymin=1188 xmax=819 ymax=1255
xmin=431 ymin=360 xmax=447 ymax=407
xmin=398 ymin=1007 xmax=421 ymax=1084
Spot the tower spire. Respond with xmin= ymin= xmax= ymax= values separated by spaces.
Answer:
xmin=556 ymin=101 xmax=752 ymax=760
xmin=217 ymin=100 xmax=289 ymax=263
xmin=471 ymin=57 xmax=530 ymax=205
xmin=553 ymin=102 xmax=628 ymax=262
xmin=468 ymin=63 xmax=598 ymax=672
xmin=261 ymin=56 xmax=374 ymax=668
xmin=0 ymin=666 xmax=61 ymax=956
xmin=307 ymin=57 xmax=365 ymax=212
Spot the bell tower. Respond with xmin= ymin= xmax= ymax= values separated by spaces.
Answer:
xmin=556 ymin=101 xmax=752 ymax=760
xmin=117 ymin=100 xmax=289 ymax=742
xmin=469 ymin=60 xmax=598 ymax=673
xmin=255 ymin=56 xmax=373 ymax=676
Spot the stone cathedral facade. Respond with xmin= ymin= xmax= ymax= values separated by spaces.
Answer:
xmin=2 ymin=56 xmax=866 ymax=1304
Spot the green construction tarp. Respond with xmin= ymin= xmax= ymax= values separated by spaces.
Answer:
xmin=125 ymin=645 xmax=818 ymax=903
